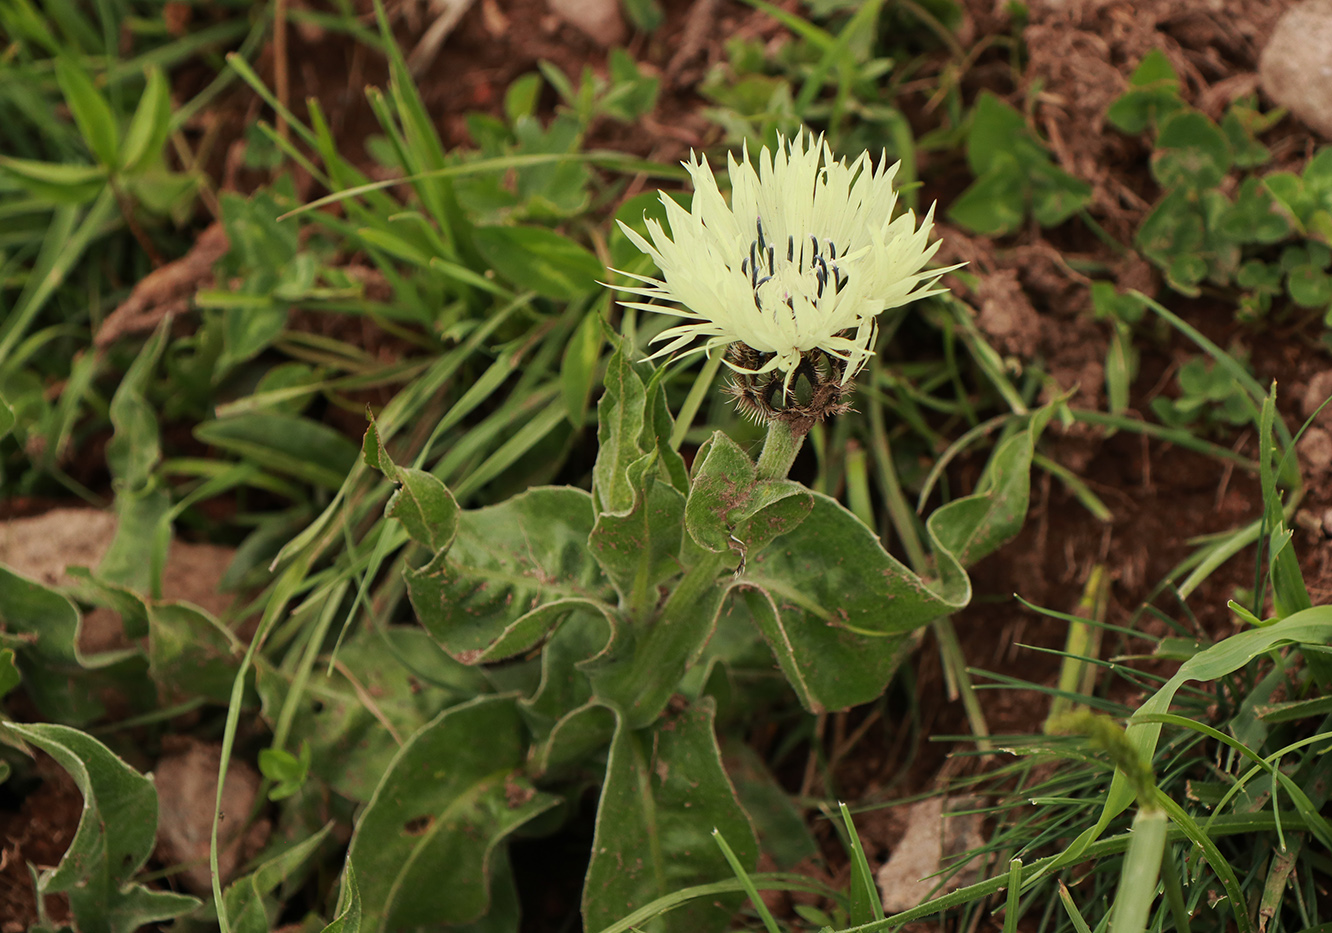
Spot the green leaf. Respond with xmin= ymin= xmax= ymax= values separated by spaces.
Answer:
xmin=344 ymin=695 xmax=559 ymax=932
xmin=504 ymin=73 xmax=542 ymax=122
xmin=322 ymin=863 xmax=362 ymax=933
xmin=2 ymin=722 xmax=200 ymax=933
xmin=947 ymin=162 xmax=1026 ymax=236
xmin=255 ymin=627 xmax=467 ymax=803
xmin=532 ymin=700 xmax=617 ymax=776
xmin=98 ymin=484 xmax=171 ymax=596
xmin=1104 ymin=49 xmax=1182 ymax=134
xmin=107 ymin=317 xmax=169 ymax=493
xmin=147 ymin=601 xmax=246 ymax=705
xmin=1282 ymin=244 xmax=1332 ymax=308
xmin=405 ymin=487 xmax=611 ymax=663
xmin=965 ymin=93 xmax=1036 ymax=176
xmin=736 ymin=499 xmax=926 ymax=712
xmin=582 ymin=700 xmax=757 ymax=933
xmin=1220 ymin=177 xmax=1292 ymax=245
xmin=0 ymin=155 xmax=106 ymax=203
xmin=621 ymin=0 xmax=664 ymax=31
xmin=593 ymin=341 xmax=649 ymax=515
xmin=588 ymin=453 xmax=685 ymax=610
xmin=364 ymin=419 xmax=460 ymax=552
xmin=0 ymin=648 xmax=21 ymax=700
xmin=0 ymin=565 xmax=97 ymax=722
xmin=121 ymin=66 xmax=173 ymax=172
xmin=738 ymin=412 xmax=1046 ymax=711
xmin=1030 ymin=165 xmax=1091 ymax=227
xmin=195 ymin=413 xmax=360 ymax=490
xmin=473 ymin=225 xmax=603 ymax=300
xmin=257 ymin=743 xmax=311 ymax=800
xmin=725 ymin=741 xmax=819 ymax=868
xmin=55 ymin=58 xmax=120 ymax=168
xmin=928 ymin=410 xmax=1050 ymax=572
xmin=562 ymin=310 xmax=604 ymax=426
xmin=1151 ymin=111 xmax=1231 ymax=191
xmin=1220 ymin=109 xmax=1270 ymax=169
xmin=220 ymin=304 xmax=288 ymax=372
xmin=684 ymin=431 xmax=813 ymax=555
xmin=0 ymin=395 xmax=14 ymax=438
xmin=224 ymin=823 xmax=333 ymax=933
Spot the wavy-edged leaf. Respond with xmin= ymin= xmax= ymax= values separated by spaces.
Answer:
xmin=583 ymin=699 xmax=756 ymax=933
xmin=406 ymin=487 xmax=611 ymax=662
xmin=3 ymin=723 xmax=200 ymax=933
xmin=344 ymin=695 xmax=559 ymax=931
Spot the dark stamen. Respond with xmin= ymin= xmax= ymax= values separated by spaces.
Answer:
xmin=749 ymin=242 xmax=759 ymax=287
xmin=787 ymin=235 xmax=794 ymax=263
xmin=755 ymin=216 xmax=767 ymax=250
xmin=766 ymin=246 xmax=775 ymax=275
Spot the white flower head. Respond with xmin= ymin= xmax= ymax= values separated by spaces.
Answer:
xmin=612 ymin=131 xmax=956 ymax=405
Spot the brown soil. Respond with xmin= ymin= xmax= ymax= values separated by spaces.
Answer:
xmin=5 ymin=0 xmax=1331 ymax=929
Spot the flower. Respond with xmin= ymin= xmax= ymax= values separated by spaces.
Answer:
xmin=612 ymin=131 xmax=955 ymax=413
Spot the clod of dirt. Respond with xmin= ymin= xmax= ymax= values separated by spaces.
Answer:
xmin=546 ymin=0 xmax=624 ymax=47
xmin=0 ymin=509 xmax=238 ymax=653
xmin=1302 ymin=369 xmax=1332 ymax=429
xmin=876 ymin=795 xmax=986 ymax=913
xmin=0 ymin=509 xmax=118 ymax=589
xmin=94 ymin=222 xmax=229 ymax=348
xmin=1260 ymin=0 xmax=1332 ymax=138
xmin=975 ymin=269 xmax=1043 ymax=360
xmin=153 ymin=739 xmax=270 ymax=894
xmin=1299 ymin=426 xmax=1332 ymax=479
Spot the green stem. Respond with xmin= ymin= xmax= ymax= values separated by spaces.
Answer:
xmin=755 ymin=419 xmax=804 ymax=481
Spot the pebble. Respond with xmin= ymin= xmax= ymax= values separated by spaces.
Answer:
xmin=1260 ymin=0 xmax=1332 ymax=139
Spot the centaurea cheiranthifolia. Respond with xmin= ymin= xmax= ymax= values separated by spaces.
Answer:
xmin=612 ymin=131 xmax=955 ymax=432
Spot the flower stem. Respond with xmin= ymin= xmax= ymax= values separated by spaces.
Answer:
xmin=755 ymin=420 xmax=804 ymax=481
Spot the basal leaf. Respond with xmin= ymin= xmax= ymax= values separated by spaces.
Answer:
xmin=582 ymin=699 xmax=756 ymax=933
xmin=147 ymin=601 xmax=246 ymax=706
xmin=0 ymin=565 xmax=100 ymax=722
xmin=3 ymin=722 xmax=200 ymax=933
xmin=344 ymin=695 xmax=559 ymax=932
xmin=405 ymin=487 xmax=611 ymax=662
xmin=255 ymin=628 xmax=462 ymax=802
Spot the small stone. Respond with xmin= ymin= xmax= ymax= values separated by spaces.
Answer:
xmin=547 ymin=0 xmax=625 ymax=46
xmin=1302 ymin=370 xmax=1332 ymax=426
xmin=154 ymin=740 xmax=269 ymax=894
xmin=1260 ymin=0 xmax=1332 ymax=139
xmin=877 ymin=796 xmax=986 ymax=913
xmin=1299 ymin=426 xmax=1332 ymax=478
